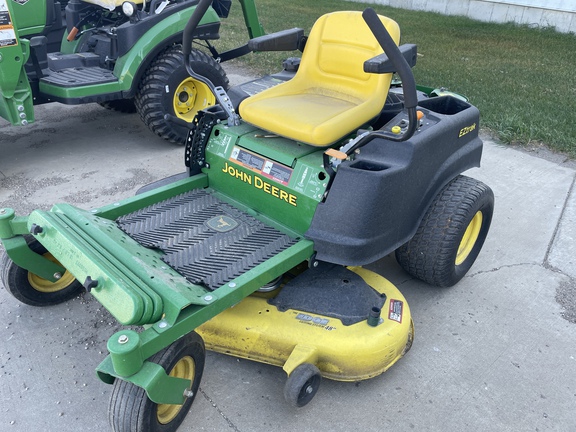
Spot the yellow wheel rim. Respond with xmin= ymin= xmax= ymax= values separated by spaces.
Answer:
xmin=157 ymin=356 xmax=196 ymax=425
xmin=456 ymin=211 xmax=483 ymax=265
xmin=173 ymin=78 xmax=215 ymax=122
xmin=27 ymin=253 xmax=76 ymax=293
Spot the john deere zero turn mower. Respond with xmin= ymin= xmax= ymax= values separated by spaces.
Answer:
xmin=0 ymin=0 xmax=266 ymax=143
xmin=0 ymin=1 xmax=494 ymax=431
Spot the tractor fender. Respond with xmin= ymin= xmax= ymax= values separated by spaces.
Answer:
xmin=110 ymin=5 xmax=220 ymax=98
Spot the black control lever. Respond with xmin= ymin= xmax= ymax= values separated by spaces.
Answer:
xmin=182 ymin=0 xmax=239 ymax=125
xmin=342 ymin=8 xmax=420 ymax=155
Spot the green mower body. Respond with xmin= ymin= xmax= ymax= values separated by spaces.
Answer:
xmin=0 ymin=89 xmax=490 ymax=405
xmin=0 ymin=4 xmax=494 ymax=431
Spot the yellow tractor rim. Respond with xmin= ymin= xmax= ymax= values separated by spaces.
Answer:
xmin=27 ymin=252 xmax=76 ymax=293
xmin=173 ymin=77 xmax=215 ymax=123
xmin=157 ymin=356 xmax=196 ymax=425
xmin=456 ymin=211 xmax=483 ymax=265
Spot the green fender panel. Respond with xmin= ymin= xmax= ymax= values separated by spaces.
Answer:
xmin=113 ymin=6 xmax=220 ymax=91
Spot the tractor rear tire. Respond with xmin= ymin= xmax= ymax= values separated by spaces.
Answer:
xmin=0 ymin=238 xmax=83 ymax=306
xmin=108 ymin=332 xmax=205 ymax=432
xmin=135 ymin=46 xmax=228 ymax=144
xmin=395 ymin=175 xmax=494 ymax=287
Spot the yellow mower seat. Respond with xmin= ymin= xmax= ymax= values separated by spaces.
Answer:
xmin=239 ymin=11 xmax=400 ymax=147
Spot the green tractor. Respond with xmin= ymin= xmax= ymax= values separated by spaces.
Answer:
xmin=0 ymin=0 xmax=265 ymax=143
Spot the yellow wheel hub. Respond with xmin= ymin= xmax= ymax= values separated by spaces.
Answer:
xmin=173 ymin=78 xmax=215 ymax=122
xmin=28 ymin=252 xmax=76 ymax=293
xmin=456 ymin=211 xmax=483 ymax=265
xmin=157 ymin=356 xmax=196 ymax=425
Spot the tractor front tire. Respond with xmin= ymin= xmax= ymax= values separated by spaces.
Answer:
xmin=135 ymin=46 xmax=228 ymax=144
xmin=0 ymin=239 xmax=83 ymax=306
xmin=108 ymin=332 xmax=205 ymax=432
xmin=395 ymin=175 xmax=494 ymax=287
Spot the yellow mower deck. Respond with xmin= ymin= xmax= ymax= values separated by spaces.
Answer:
xmin=198 ymin=266 xmax=413 ymax=381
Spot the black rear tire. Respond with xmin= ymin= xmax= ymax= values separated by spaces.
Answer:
xmin=395 ymin=175 xmax=494 ymax=287
xmin=109 ymin=332 xmax=205 ymax=432
xmin=0 ymin=238 xmax=83 ymax=306
xmin=135 ymin=46 xmax=228 ymax=144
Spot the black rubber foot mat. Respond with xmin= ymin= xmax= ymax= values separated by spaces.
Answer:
xmin=117 ymin=189 xmax=297 ymax=290
xmin=41 ymin=67 xmax=116 ymax=88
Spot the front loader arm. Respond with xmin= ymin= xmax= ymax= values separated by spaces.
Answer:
xmin=237 ymin=0 xmax=265 ymax=38
xmin=0 ymin=3 xmax=33 ymax=125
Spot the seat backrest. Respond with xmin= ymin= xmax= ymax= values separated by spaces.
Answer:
xmin=238 ymin=11 xmax=401 ymax=146
xmin=295 ymin=11 xmax=400 ymax=104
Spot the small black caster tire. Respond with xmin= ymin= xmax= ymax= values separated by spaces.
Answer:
xmin=109 ymin=332 xmax=205 ymax=432
xmin=284 ymin=363 xmax=322 ymax=408
xmin=0 ymin=238 xmax=83 ymax=306
xmin=395 ymin=175 xmax=494 ymax=287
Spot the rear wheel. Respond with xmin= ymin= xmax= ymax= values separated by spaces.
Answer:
xmin=109 ymin=332 xmax=205 ymax=432
xmin=0 ymin=239 xmax=83 ymax=306
xmin=395 ymin=175 xmax=494 ymax=287
xmin=135 ymin=46 xmax=228 ymax=144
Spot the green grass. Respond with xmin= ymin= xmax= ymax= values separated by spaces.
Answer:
xmin=212 ymin=0 xmax=576 ymax=157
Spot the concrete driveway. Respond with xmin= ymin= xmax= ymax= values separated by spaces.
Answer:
xmin=1 ymin=83 xmax=575 ymax=431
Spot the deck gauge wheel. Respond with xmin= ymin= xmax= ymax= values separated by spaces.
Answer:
xmin=284 ymin=363 xmax=322 ymax=408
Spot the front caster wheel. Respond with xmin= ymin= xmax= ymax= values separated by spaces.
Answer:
xmin=0 ymin=239 xmax=83 ymax=306
xmin=395 ymin=175 xmax=494 ymax=287
xmin=284 ymin=363 xmax=322 ymax=408
xmin=109 ymin=332 xmax=205 ymax=432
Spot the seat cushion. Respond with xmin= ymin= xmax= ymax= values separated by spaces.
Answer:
xmin=239 ymin=11 xmax=400 ymax=147
xmin=240 ymin=88 xmax=380 ymax=146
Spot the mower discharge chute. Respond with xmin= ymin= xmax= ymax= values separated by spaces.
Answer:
xmin=0 ymin=2 xmax=494 ymax=431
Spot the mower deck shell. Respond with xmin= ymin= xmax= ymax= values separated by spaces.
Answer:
xmin=197 ymin=266 xmax=413 ymax=381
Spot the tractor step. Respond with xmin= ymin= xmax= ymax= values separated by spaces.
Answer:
xmin=40 ymin=65 xmax=116 ymax=88
xmin=117 ymin=189 xmax=299 ymax=290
